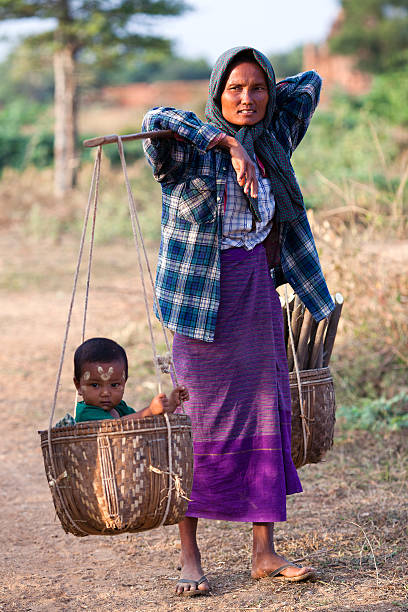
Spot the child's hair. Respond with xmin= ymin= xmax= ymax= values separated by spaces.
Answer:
xmin=74 ymin=338 xmax=128 ymax=380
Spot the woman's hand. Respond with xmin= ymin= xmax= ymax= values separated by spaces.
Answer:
xmin=219 ymin=135 xmax=258 ymax=198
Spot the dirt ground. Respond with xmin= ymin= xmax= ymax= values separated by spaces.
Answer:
xmin=1 ymin=230 xmax=407 ymax=612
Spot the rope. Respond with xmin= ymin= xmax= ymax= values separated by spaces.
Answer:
xmin=47 ymin=138 xmax=186 ymax=534
xmin=116 ymin=138 xmax=185 ymax=408
xmin=158 ymin=412 xmax=173 ymax=527
xmin=81 ymin=146 xmax=102 ymax=343
xmin=47 ymin=147 xmax=103 ymax=536
xmin=284 ymin=285 xmax=309 ymax=465
xmin=116 ymin=137 xmax=186 ymax=526
xmin=74 ymin=146 xmax=102 ymax=415
xmin=116 ymin=137 xmax=162 ymax=391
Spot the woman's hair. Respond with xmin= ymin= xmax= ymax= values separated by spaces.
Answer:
xmin=74 ymin=337 xmax=128 ymax=380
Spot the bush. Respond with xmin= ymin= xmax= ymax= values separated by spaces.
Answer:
xmin=0 ymin=100 xmax=54 ymax=172
xmin=293 ymin=89 xmax=406 ymax=221
xmin=364 ymin=70 xmax=408 ymax=125
xmin=337 ymin=392 xmax=408 ymax=431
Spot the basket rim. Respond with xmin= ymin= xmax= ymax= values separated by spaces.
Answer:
xmin=38 ymin=412 xmax=191 ymax=439
xmin=289 ymin=366 xmax=333 ymax=384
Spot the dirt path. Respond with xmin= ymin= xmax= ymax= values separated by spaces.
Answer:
xmin=1 ymin=233 xmax=407 ymax=611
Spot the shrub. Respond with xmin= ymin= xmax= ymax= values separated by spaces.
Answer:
xmin=337 ymin=392 xmax=408 ymax=431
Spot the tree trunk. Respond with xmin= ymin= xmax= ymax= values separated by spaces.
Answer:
xmin=53 ymin=45 xmax=78 ymax=197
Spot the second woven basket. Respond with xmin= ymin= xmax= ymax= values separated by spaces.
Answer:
xmin=289 ymin=367 xmax=336 ymax=469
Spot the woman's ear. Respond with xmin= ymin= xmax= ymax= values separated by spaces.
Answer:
xmin=73 ymin=377 xmax=82 ymax=394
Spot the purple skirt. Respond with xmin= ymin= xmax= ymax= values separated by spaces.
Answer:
xmin=173 ymin=244 xmax=302 ymax=522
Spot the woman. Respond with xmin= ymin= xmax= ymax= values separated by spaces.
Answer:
xmin=142 ymin=46 xmax=334 ymax=596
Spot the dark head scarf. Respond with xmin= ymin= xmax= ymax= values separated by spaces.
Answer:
xmin=205 ymin=46 xmax=304 ymax=223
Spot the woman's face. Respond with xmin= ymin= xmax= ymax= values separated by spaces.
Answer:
xmin=220 ymin=61 xmax=269 ymax=126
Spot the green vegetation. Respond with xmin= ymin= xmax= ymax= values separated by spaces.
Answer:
xmin=293 ymin=86 xmax=407 ymax=224
xmin=269 ymin=46 xmax=303 ymax=80
xmin=0 ymin=100 xmax=53 ymax=171
xmin=330 ymin=0 xmax=408 ymax=72
xmin=364 ymin=70 xmax=408 ymax=125
xmin=337 ymin=392 xmax=408 ymax=431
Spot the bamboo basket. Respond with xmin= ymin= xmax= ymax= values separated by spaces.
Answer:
xmin=39 ymin=413 xmax=193 ymax=537
xmin=289 ymin=367 xmax=336 ymax=469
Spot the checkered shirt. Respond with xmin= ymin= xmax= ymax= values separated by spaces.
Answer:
xmin=221 ymin=162 xmax=275 ymax=250
xmin=142 ymin=71 xmax=335 ymax=342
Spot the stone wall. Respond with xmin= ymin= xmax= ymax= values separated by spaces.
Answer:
xmin=303 ymin=43 xmax=372 ymax=102
xmin=102 ymin=80 xmax=209 ymax=109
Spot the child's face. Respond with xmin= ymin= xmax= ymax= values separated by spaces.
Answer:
xmin=74 ymin=360 xmax=127 ymax=410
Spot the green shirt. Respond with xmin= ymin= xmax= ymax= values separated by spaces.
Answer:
xmin=75 ymin=400 xmax=135 ymax=423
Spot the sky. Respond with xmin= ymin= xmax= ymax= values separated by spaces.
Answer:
xmin=0 ymin=0 xmax=340 ymax=62
xmin=155 ymin=0 xmax=341 ymax=62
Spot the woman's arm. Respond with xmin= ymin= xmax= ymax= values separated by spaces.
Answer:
xmin=272 ymin=70 xmax=322 ymax=157
xmin=142 ymin=107 xmax=223 ymax=183
xmin=278 ymin=210 xmax=335 ymax=321
xmin=216 ymin=134 xmax=259 ymax=198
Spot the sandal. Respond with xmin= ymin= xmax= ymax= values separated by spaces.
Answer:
xmin=175 ymin=575 xmax=210 ymax=596
xmin=260 ymin=563 xmax=316 ymax=583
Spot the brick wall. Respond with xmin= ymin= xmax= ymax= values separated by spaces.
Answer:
xmin=102 ymin=80 xmax=209 ymax=109
xmin=303 ymin=43 xmax=372 ymax=102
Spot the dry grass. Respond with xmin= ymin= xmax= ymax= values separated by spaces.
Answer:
xmin=307 ymin=209 xmax=408 ymax=401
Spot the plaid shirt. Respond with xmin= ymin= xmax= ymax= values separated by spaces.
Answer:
xmin=221 ymin=161 xmax=276 ymax=250
xmin=143 ymin=70 xmax=335 ymax=342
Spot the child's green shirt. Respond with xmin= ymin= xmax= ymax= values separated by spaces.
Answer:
xmin=75 ymin=400 xmax=135 ymax=422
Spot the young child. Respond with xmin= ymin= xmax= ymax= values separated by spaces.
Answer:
xmin=73 ymin=337 xmax=189 ymax=422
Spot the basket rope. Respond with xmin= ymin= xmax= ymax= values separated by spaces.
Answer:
xmin=116 ymin=136 xmax=187 ymax=526
xmin=74 ymin=143 xmax=102 ymax=416
xmin=116 ymin=137 xmax=180 ymax=393
xmin=47 ymin=139 xmax=184 ymax=533
xmin=284 ymin=285 xmax=309 ymax=466
xmin=47 ymin=146 xmax=103 ymax=536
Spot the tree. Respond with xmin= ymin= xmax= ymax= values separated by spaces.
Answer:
xmin=268 ymin=46 xmax=303 ymax=80
xmin=0 ymin=1 xmax=188 ymax=196
xmin=90 ymin=49 xmax=211 ymax=87
xmin=0 ymin=40 xmax=54 ymax=105
xmin=330 ymin=1 xmax=408 ymax=73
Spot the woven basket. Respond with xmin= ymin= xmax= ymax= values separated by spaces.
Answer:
xmin=39 ymin=413 xmax=193 ymax=537
xmin=290 ymin=367 xmax=336 ymax=469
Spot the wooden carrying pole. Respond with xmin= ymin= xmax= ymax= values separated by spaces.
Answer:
xmin=83 ymin=130 xmax=174 ymax=148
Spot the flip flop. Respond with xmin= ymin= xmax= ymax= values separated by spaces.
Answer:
xmin=261 ymin=563 xmax=316 ymax=583
xmin=175 ymin=575 xmax=210 ymax=596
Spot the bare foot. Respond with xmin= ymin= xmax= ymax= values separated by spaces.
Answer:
xmin=251 ymin=552 xmax=315 ymax=580
xmin=175 ymin=552 xmax=210 ymax=595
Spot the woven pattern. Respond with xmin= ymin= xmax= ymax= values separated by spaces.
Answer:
xmin=290 ymin=367 xmax=336 ymax=469
xmin=39 ymin=414 xmax=193 ymax=537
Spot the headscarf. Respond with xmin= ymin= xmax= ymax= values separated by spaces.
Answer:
xmin=205 ymin=46 xmax=304 ymax=223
